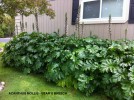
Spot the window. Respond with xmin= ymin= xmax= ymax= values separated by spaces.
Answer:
xmin=80 ymin=0 xmax=130 ymax=24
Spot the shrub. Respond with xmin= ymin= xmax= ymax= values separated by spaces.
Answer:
xmin=0 ymin=28 xmax=4 ymax=37
xmin=2 ymin=32 xmax=134 ymax=100
xmin=0 ymin=14 xmax=15 ymax=38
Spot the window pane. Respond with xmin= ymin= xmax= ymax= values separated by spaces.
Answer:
xmin=83 ymin=1 xmax=100 ymax=19
xmin=101 ymin=0 xmax=123 ymax=18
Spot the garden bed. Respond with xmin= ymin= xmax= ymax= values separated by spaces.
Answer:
xmin=1 ymin=32 xmax=134 ymax=100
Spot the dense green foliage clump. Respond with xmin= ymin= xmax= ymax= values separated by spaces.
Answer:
xmin=2 ymin=32 xmax=134 ymax=100
xmin=0 ymin=14 xmax=14 ymax=38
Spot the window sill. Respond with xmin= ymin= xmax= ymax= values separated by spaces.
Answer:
xmin=80 ymin=18 xmax=128 ymax=24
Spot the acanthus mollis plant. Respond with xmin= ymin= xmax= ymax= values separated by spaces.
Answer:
xmin=108 ymin=14 xmax=112 ymax=42
xmin=64 ymin=13 xmax=68 ymax=36
xmin=2 ymin=32 xmax=134 ymax=100
xmin=75 ymin=5 xmax=81 ymax=38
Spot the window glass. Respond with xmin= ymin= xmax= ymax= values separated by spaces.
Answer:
xmin=83 ymin=1 xmax=100 ymax=19
xmin=101 ymin=0 xmax=123 ymax=17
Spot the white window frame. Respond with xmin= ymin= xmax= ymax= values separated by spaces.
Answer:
xmin=80 ymin=0 xmax=130 ymax=24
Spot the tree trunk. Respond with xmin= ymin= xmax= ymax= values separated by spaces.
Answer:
xmin=35 ymin=13 xmax=39 ymax=32
xmin=21 ymin=14 xmax=24 ymax=32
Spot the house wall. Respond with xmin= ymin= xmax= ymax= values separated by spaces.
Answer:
xmin=15 ymin=0 xmax=134 ymax=40
xmin=15 ymin=15 xmax=21 ymax=35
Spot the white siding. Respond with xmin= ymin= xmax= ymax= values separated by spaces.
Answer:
xmin=15 ymin=0 xmax=134 ymax=40
xmin=15 ymin=15 xmax=21 ymax=34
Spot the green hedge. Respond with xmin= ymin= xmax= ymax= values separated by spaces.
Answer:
xmin=2 ymin=32 xmax=134 ymax=100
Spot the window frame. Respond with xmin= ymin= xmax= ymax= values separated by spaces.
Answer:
xmin=80 ymin=0 xmax=130 ymax=24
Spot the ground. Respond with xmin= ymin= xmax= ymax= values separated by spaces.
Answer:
xmin=0 ymin=61 xmax=108 ymax=100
